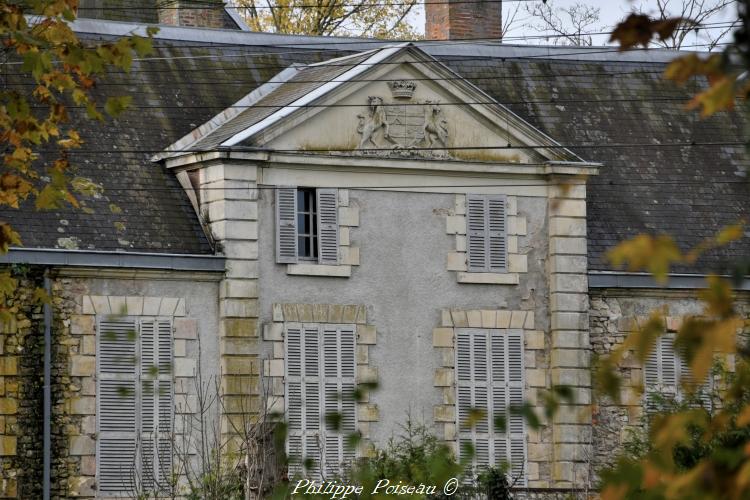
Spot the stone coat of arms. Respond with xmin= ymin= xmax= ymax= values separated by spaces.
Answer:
xmin=356 ymin=81 xmax=451 ymax=159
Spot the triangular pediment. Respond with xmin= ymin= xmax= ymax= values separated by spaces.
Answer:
xmin=164 ymin=44 xmax=581 ymax=165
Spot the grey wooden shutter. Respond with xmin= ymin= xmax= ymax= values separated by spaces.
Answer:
xmin=491 ymin=334 xmax=508 ymax=468
xmin=155 ymin=320 xmax=173 ymax=487
xmin=467 ymin=195 xmax=488 ymax=272
xmin=286 ymin=323 xmax=323 ymax=476
xmin=644 ymin=334 xmax=678 ymax=411
xmin=458 ymin=329 xmax=525 ymax=484
xmin=316 ymin=189 xmax=339 ymax=265
xmin=487 ymin=195 xmax=507 ymax=272
xmin=98 ymin=318 xmax=138 ymax=495
xmin=676 ymin=344 xmax=713 ymax=409
xmin=467 ymin=195 xmax=508 ymax=272
xmin=506 ymin=331 xmax=526 ymax=485
xmin=139 ymin=319 xmax=173 ymax=491
xmin=140 ymin=319 xmax=157 ymax=491
xmin=286 ymin=324 xmax=304 ymax=476
xmin=456 ymin=330 xmax=491 ymax=470
xmin=276 ymin=186 xmax=298 ymax=264
xmin=322 ymin=325 xmax=356 ymax=476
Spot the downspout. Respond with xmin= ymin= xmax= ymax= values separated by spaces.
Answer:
xmin=43 ymin=269 xmax=51 ymax=500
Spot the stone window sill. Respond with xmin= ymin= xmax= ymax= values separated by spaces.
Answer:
xmin=287 ymin=264 xmax=352 ymax=277
xmin=457 ymin=272 xmax=519 ymax=285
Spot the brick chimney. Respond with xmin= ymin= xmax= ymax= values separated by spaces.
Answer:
xmin=426 ymin=0 xmax=502 ymax=40
xmin=157 ymin=0 xmax=228 ymax=28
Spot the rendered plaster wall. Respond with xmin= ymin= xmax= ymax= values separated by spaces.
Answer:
xmin=588 ymin=289 xmax=750 ymax=482
xmin=0 ymin=268 xmax=220 ymax=499
xmin=257 ymin=188 xmax=552 ymax=471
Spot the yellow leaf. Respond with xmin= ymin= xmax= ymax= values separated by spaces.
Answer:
xmin=716 ymin=222 xmax=745 ymax=245
xmin=606 ymin=234 xmax=683 ymax=284
xmin=601 ymin=484 xmax=628 ymax=500
xmin=737 ymin=405 xmax=750 ymax=427
xmin=734 ymin=461 xmax=750 ymax=493
xmin=665 ymin=53 xmax=723 ymax=84
xmin=687 ymin=75 xmax=738 ymax=117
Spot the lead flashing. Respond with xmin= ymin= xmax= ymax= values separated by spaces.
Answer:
xmin=0 ymin=248 xmax=225 ymax=272
xmin=589 ymin=271 xmax=750 ymax=291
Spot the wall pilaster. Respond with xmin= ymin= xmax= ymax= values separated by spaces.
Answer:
xmin=199 ymin=161 xmax=260 ymax=438
xmin=547 ymin=181 xmax=592 ymax=487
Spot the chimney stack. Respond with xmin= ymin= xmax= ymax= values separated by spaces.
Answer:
xmin=425 ymin=0 xmax=502 ymax=40
xmin=157 ymin=0 xmax=228 ymax=28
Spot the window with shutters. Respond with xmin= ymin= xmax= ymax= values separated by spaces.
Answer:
xmin=456 ymin=329 xmax=526 ymax=485
xmin=285 ymin=323 xmax=356 ymax=478
xmin=466 ymin=194 xmax=507 ymax=273
xmin=644 ymin=333 xmax=712 ymax=411
xmin=97 ymin=317 xmax=173 ymax=496
xmin=276 ymin=186 xmax=339 ymax=265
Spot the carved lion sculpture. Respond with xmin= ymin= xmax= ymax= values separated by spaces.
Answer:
xmin=421 ymin=101 xmax=449 ymax=149
xmin=357 ymin=96 xmax=396 ymax=149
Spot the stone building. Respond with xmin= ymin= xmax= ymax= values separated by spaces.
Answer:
xmin=0 ymin=1 xmax=748 ymax=498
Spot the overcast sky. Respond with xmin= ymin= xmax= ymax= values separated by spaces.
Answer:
xmin=408 ymin=0 xmax=738 ymax=50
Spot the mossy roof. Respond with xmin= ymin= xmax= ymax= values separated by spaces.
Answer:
xmin=3 ymin=22 xmax=748 ymax=273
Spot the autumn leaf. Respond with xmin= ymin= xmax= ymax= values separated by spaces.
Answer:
xmin=606 ymin=234 xmax=683 ymax=284
xmin=665 ymin=53 xmax=724 ymax=85
xmin=0 ymin=223 xmax=21 ymax=253
xmin=687 ymin=74 xmax=738 ymax=117
xmin=737 ymin=405 xmax=750 ymax=427
xmin=104 ymin=95 xmax=132 ymax=117
xmin=610 ymin=14 xmax=687 ymax=50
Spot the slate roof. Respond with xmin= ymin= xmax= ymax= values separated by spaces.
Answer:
xmin=2 ymin=19 xmax=748 ymax=272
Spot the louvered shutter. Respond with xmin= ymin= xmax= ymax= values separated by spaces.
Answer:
xmin=140 ymin=319 xmax=157 ymax=491
xmin=456 ymin=330 xmax=491 ymax=471
xmin=467 ymin=195 xmax=508 ymax=272
xmin=491 ymin=334 xmax=508 ymax=469
xmin=276 ymin=186 xmax=298 ymax=264
xmin=506 ymin=331 xmax=526 ymax=485
xmin=467 ymin=195 xmax=488 ymax=272
xmin=676 ymin=344 xmax=712 ymax=409
xmin=458 ymin=329 xmax=526 ymax=485
xmin=98 ymin=318 xmax=138 ymax=495
xmin=139 ymin=319 xmax=173 ymax=491
xmin=322 ymin=325 xmax=356 ymax=476
xmin=156 ymin=320 xmax=173 ymax=487
xmin=487 ymin=196 xmax=507 ymax=272
xmin=286 ymin=324 xmax=304 ymax=476
xmin=316 ymin=189 xmax=339 ymax=265
xmin=644 ymin=334 xmax=679 ymax=411
xmin=286 ymin=324 xmax=323 ymax=476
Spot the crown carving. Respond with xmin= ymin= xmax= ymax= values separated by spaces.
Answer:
xmin=388 ymin=80 xmax=417 ymax=99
